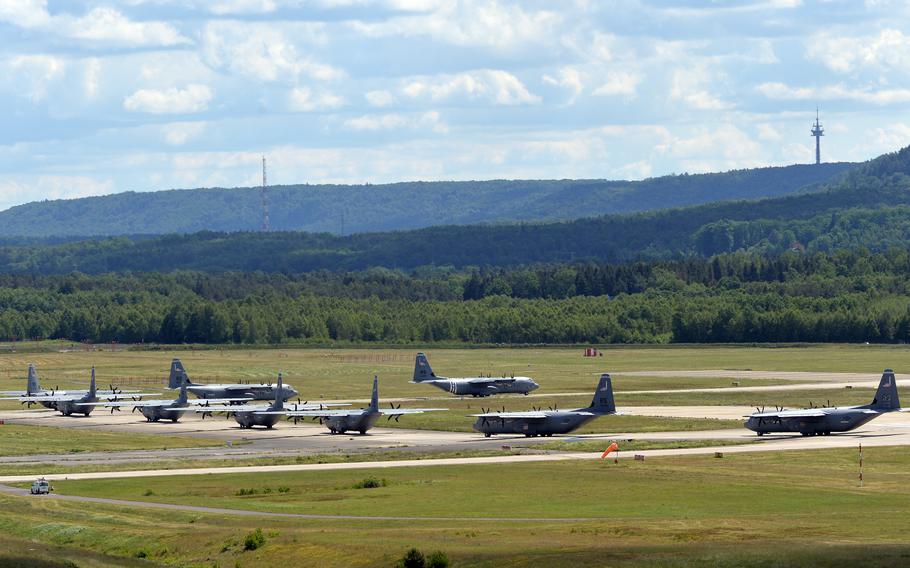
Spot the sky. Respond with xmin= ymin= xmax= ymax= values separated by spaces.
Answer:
xmin=1 ymin=0 xmax=910 ymax=211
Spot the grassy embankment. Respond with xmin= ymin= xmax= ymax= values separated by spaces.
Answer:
xmin=2 ymin=446 xmax=910 ymax=567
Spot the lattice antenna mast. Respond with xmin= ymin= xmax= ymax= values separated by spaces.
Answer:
xmin=810 ymin=107 xmax=824 ymax=165
xmin=260 ymin=155 xmax=270 ymax=232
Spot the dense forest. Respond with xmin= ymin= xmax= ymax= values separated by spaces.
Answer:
xmin=0 ymin=162 xmax=853 ymax=237
xmin=3 ymin=249 xmax=910 ymax=345
xmin=1 ymin=166 xmax=908 ymax=273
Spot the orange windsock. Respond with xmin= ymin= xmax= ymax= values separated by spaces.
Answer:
xmin=601 ymin=442 xmax=619 ymax=459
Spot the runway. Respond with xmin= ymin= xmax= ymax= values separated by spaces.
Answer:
xmin=2 ymin=411 xmax=910 ymax=484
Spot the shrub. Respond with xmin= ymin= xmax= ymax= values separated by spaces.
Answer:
xmin=142 ymin=489 xmax=155 ymax=496
xmin=243 ymin=528 xmax=266 ymax=551
xmin=396 ymin=548 xmax=450 ymax=567
xmin=397 ymin=548 xmax=425 ymax=568
xmin=353 ymin=476 xmax=387 ymax=489
xmin=427 ymin=551 xmax=450 ymax=568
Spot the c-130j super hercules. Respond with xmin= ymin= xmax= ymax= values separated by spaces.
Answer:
xmin=412 ymin=352 xmax=539 ymax=397
xmin=745 ymin=369 xmax=909 ymax=436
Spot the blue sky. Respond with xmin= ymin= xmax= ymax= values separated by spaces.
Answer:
xmin=1 ymin=0 xmax=909 ymax=211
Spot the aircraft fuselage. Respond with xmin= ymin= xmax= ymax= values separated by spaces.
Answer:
xmin=472 ymin=412 xmax=597 ymax=437
xmin=744 ymin=406 xmax=882 ymax=435
xmin=189 ymin=384 xmax=298 ymax=401
xmin=140 ymin=404 xmax=190 ymax=423
xmin=325 ymin=411 xmax=380 ymax=435
xmin=423 ymin=378 xmax=538 ymax=397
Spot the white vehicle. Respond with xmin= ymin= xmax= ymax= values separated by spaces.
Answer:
xmin=30 ymin=478 xmax=51 ymax=495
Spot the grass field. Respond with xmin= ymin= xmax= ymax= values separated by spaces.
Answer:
xmin=0 ymin=344 xmax=904 ymax=399
xmin=3 ymin=345 xmax=910 ymax=566
xmin=0 ymin=446 xmax=907 ymax=566
xmin=0 ymin=424 xmax=221 ymax=456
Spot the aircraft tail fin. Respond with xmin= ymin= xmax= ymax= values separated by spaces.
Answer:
xmin=168 ymin=359 xmax=191 ymax=389
xmin=370 ymin=375 xmax=379 ymax=411
xmin=588 ymin=373 xmax=616 ymax=414
xmin=27 ymin=363 xmax=40 ymax=394
xmin=272 ymin=373 xmax=284 ymax=411
xmin=413 ymin=352 xmax=436 ymax=382
xmin=176 ymin=375 xmax=188 ymax=404
xmin=870 ymin=368 xmax=900 ymax=410
xmin=88 ymin=367 xmax=96 ymax=397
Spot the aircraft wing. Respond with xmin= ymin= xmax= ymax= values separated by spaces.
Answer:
xmin=468 ymin=411 xmax=551 ymax=420
xmin=252 ymin=404 xmax=354 ymax=415
xmin=467 ymin=378 xmax=517 ymax=385
xmin=378 ymin=408 xmax=446 ymax=416
xmin=5 ymin=394 xmax=83 ymax=403
xmin=186 ymin=398 xmax=254 ymax=405
xmin=193 ymin=404 xmax=266 ymax=413
xmin=282 ymin=409 xmax=361 ymax=418
xmin=747 ymin=409 xmax=828 ymax=419
xmin=99 ymin=400 xmax=172 ymax=408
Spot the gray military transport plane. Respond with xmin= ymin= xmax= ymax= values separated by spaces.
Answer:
xmin=99 ymin=378 xmax=251 ymax=422
xmin=194 ymin=373 xmax=347 ymax=429
xmin=412 ymin=352 xmax=539 ymax=397
xmin=167 ymin=358 xmax=298 ymax=401
xmin=470 ymin=373 xmax=617 ymax=437
xmin=745 ymin=369 xmax=908 ymax=436
xmin=0 ymin=363 xmax=143 ymax=410
xmin=5 ymin=368 xmax=146 ymax=416
xmin=284 ymin=376 xmax=444 ymax=435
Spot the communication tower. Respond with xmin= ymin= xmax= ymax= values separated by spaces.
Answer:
xmin=811 ymin=108 xmax=824 ymax=165
xmin=260 ymin=155 xmax=270 ymax=232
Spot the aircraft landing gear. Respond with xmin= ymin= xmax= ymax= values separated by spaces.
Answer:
xmin=359 ymin=430 xmax=367 ymax=435
xmin=484 ymin=433 xmax=491 ymax=438
xmin=757 ymin=432 xmax=764 ymax=436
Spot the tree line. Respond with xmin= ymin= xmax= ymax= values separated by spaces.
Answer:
xmin=3 ymin=249 xmax=910 ymax=344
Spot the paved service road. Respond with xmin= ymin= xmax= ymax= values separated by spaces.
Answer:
xmin=3 ymin=414 xmax=910 ymax=484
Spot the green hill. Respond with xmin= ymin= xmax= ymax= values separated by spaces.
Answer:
xmin=5 ymin=146 xmax=910 ymax=274
xmin=0 ymin=162 xmax=853 ymax=237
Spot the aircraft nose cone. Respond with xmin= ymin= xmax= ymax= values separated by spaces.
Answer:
xmin=530 ymin=381 xmax=540 ymax=391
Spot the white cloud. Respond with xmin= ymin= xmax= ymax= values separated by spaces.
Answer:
xmin=288 ymin=87 xmax=344 ymax=111
xmin=365 ymin=90 xmax=395 ymax=107
xmin=670 ymin=66 xmax=731 ymax=110
xmin=68 ymin=7 xmax=188 ymax=47
xmin=0 ymin=3 xmax=188 ymax=47
xmin=656 ymin=124 xmax=766 ymax=170
xmin=162 ymin=121 xmax=207 ymax=146
xmin=201 ymin=21 xmax=340 ymax=83
xmin=807 ymin=29 xmax=910 ymax=73
xmin=209 ymin=0 xmax=278 ymax=14
xmin=612 ymin=159 xmax=652 ymax=180
xmin=8 ymin=54 xmax=65 ymax=101
xmin=0 ymin=0 xmax=51 ymax=28
xmin=0 ymin=175 xmax=114 ymax=210
xmin=757 ymin=82 xmax=910 ymax=105
xmin=350 ymin=1 xmax=561 ymax=50
xmin=757 ymin=123 xmax=781 ymax=141
xmin=83 ymin=57 xmax=100 ymax=98
xmin=343 ymin=111 xmax=447 ymax=133
xmin=592 ymin=70 xmax=641 ymax=98
xmin=123 ymin=84 xmax=213 ymax=114
xmin=542 ymin=67 xmax=584 ymax=103
xmin=402 ymin=69 xmax=539 ymax=105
